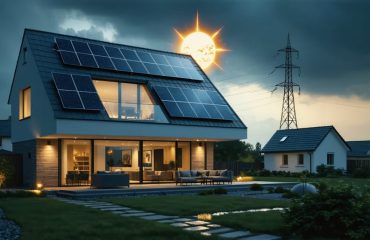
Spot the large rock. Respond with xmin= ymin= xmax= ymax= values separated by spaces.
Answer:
xmin=291 ymin=183 xmax=318 ymax=195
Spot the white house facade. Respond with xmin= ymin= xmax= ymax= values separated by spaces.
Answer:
xmin=262 ymin=126 xmax=349 ymax=173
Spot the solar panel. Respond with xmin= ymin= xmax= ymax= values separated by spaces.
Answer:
xmin=152 ymin=86 xmax=234 ymax=121
xmin=52 ymin=72 xmax=102 ymax=111
xmin=55 ymin=38 xmax=205 ymax=81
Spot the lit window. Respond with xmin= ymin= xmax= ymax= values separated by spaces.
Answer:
xmin=327 ymin=153 xmax=334 ymax=165
xmin=19 ymin=87 xmax=31 ymax=120
xmin=298 ymin=154 xmax=304 ymax=165
xmin=282 ymin=155 xmax=288 ymax=165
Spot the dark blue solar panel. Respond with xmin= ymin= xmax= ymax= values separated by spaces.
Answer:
xmin=121 ymin=49 xmax=140 ymax=61
xmin=186 ymin=69 xmax=204 ymax=81
xmin=111 ymin=58 xmax=132 ymax=72
xmin=56 ymin=38 xmax=74 ymax=51
xmin=89 ymin=43 xmax=108 ymax=56
xmin=72 ymin=75 xmax=96 ymax=92
xmin=52 ymin=73 xmax=76 ymax=90
xmin=173 ymin=67 xmax=190 ymax=79
xmin=127 ymin=60 xmax=147 ymax=74
xmin=95 ymin=56 xmax=115 ymax=70
xmin=105 ymin=46 xmax=124 ymax=59
xmin=151 ymin=54 xmax=169 ymax=65
xmin=207 ymin=91 xmax=225 ymax=105
xmin=191 ymin=103 xmax=210 ymax=119
xmin=72 ymin=41 xmax=91 ymax=54
xmin=167 ymin=87 xmax=187 ymax=102
xmin=137 ymin=51 xmax=155 ymax=63
xmin=180 ymin=58 xmax=194 ymax=68
xmin=79 ymin=92 xmax=102 ymax=110
xmin=144 ymin=63 xmax=162 ymax=76
xmin=59 ymin=51 xmax=80 ymax=66
xmin=77 ymin=53 xmax=98 ymax=68
xmin=204 ymin=104 xmax=222 ymax=119
xmin=176 ymin=102 xmax=196 ymax=118
xmin=194 ymin=89 xmax=213 ymax=104
xmin=58 ymin=90 xmax=84 ymax=110
xmin=182 ymin=88 xmax=200 ymax=103
xmin=217 ymin=105 xmax=235 ymax=120
xmin=158 ymin=65 xmax=177 ymax=78
xmin=166 ymin=55 xmax=183 ymax=67
xmin=153 ymin=86 xmax=173 ymax=101
xmin=162 ymin=101 xmax=183 ymax=117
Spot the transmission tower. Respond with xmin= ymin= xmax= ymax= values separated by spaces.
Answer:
xmin=272 ymin=34 xmax=301 ymax=129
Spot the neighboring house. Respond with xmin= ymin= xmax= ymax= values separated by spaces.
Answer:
xmin=262 ymin=126 xmax=350 ymax=173
xmin=8 ymin=29 xmax=247 ymax=188
xmin=347 ymin=141 xmax=370 ymax=173
xmin=0 ymin=118 xmax=12 ymax=152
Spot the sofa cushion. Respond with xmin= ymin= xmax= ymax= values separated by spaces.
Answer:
xmin=219 ymin=170 xmax=228 ymax=177
xmin=208 ymin=170 xmax=217 ymax=176
xmin=180 ymin=171 xmax=191 ymax=177
xmin=190 ymin=170 xmax=198 ymax=177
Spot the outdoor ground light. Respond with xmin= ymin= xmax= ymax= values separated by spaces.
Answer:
xmin=36 ymin=183 xmax=43 ymax=190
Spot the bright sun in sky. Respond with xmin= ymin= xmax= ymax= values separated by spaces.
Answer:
xmin=175 ymin=13 xmax=228 ymax=70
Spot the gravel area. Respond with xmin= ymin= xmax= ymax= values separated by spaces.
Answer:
xmin=0 ymin=208 xmax=21 ymax=240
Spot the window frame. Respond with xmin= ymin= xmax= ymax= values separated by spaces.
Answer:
xmin=282 ymin=154 xmax=288 ymax=166
xmin=327 ymin=153 xmax=335 ymax=165
xmin=298 ymin=154 xmax=304 ymax=165
xmin=19 ymin=87 xmax=31 ymax=120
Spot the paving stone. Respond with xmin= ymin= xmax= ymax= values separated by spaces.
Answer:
xmin=239 ymin=234 xmax=281 ymax=240
xmin=156 ymin=219 xmax=175 ymax=223
xmin=140 ymin=215 xmax=176 ymax=221
xmin=184 ymin=226 xmax=209 ymax=231
xmin=170 ymin=218 xmax=193 ymax=222
xmin=121 ymin=212 xmax=155 ymax=217
xmin=218 ymin=230 xmax=252 ymax=238
xmin=185 ymin=220 xmax=209 ymax=226
xmin=170 ymin=222 xmax=189 ymax=227
xmin=100 ymin=207 xmax=131 ymax=211
xmin=111 ymin=210 xmax=130 ymax=215
xmin=124 ymin=210 xmax=144 ymax=214
xmin=207 ymin=224 xmax=221 ymax=228
xmin=202 ymin=228 xmax=233 ymax=235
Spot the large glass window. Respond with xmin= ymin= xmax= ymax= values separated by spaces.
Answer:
xmin=94 ymin=80 xmax=167 ymax=122
xmin=19 ymin=87 xmax=31 ymax=119
xmin=61 ymin=140 xmax=91 ymax=186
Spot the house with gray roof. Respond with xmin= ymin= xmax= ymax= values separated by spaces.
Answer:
xmin=8 ymin=29 xmax=247 ymax=188
xmin=347 ymin=141 xmax=370 ymax=172
xmin=0 ymin=118 xmax=12 ymax=152
xmin=262 ymin=126 xmax=349 ymax=173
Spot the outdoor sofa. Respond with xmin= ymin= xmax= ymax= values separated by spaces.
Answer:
xmin=175 ymin=170 xmax=233 ymax=185
xmin=91 ymin=171 xmax=129 ymax=188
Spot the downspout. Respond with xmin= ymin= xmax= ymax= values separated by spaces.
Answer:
xmin=309 ymin=152 xmax=312 ymax=173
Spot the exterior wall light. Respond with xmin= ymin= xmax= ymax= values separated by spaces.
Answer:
xmin=36 ymin=183 xmax=43 ymax=190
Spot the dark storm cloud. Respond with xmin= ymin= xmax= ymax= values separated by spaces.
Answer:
xmin=1 ymin=0 xmax=370 ymax=118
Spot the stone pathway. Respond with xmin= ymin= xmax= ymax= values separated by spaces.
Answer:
xmin=0 ymin=209 xmax=21 ymax=240
xmin=51 ymin=197 xmax=281 ymax=240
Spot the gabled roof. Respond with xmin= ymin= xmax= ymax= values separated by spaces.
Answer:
xmin=0 ymin=118 xmax=11 ymax=137
xmin=347 ymin=141 xmax=370 ymax=158
xmin=262 ymin=126 xmax=349 ymax=153
xmin=9 ymin=29 xmax=246 ymax=129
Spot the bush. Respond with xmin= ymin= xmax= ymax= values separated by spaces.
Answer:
xmin=0 ymin=190 xmax=46 ymax=198
xmin=352 ymin=168 xmax=370 ymax=178
xmin=0 ymin=157 xmax=16 ymax=188
xmin=282 ymin=191 xmax=300 ymax=199
xmin=198 ymin=187 xmax=227 ymax=195
xmin=250 ymin=183 xmax=263 ymax=191
xmin=316 ymin=164 xmax=344 ymax=177
xmin=274 ymin=186 xmax=287 ymax=193
xmin=283 ymin=185 xmax=370 ymax=239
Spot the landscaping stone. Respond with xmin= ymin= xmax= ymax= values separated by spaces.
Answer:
xmin=121 ymin=212 xmax=155 ymax=217
xmin=0 ymin=209 xmax=21 ymax=240
xmin=202 ymin=227 xmax=233 ymax=235
xmin=219 ymin=230 xmax=252 ymax=238
xmin=185 ymin=220 xmax=209 ymax=226
xmin=239 ymin=234 xmax=281 ymax=240
xmin=124 ymin=210 xmax=144 ymax=214
xmin=207 ymin=224 xmax=221 ymax=228
xmin=100 ymin=207 xmax=131 ymax=211
xmin=184 ymin=226 xmax=209 ymax=231
xmin=170 ymin=222 xmax=189 ymax=227
xmin=140 ymin=215 xmax=176 ymax=221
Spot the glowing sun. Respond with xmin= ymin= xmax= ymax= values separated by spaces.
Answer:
xmin=175 ymin=13 xmax=228 ymax=70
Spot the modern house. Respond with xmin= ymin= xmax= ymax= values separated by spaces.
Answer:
xmin=262 ymin=126 xmax=350 ymax=173
xmin=8 ymin=29 xmax=247 ymax=188
xmin=347 ymin=141 xmax=370 ymax=173
xmin=0 ymin=118 xmax=12 ymax=152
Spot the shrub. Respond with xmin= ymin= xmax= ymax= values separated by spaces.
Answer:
xmin=283 ymin=185 xmax=370 ymax=239
xmin=316 ymin=164 xmax=344 ymax=177
xmin=258 ymin=169 xmax=271 ymax=176
xmin=250 ymin=183 xmax=263 ymax=191
xmin=0 ymin=190 xmax=46 ymax=198
xmin=274 ymin=186 xmax=287 ymax=193
xmin=352 ymin=168 xmax=370 ymax=178
xmin=282 ymin=191 xmax=300 ymax=199
xmin=0 ymin=157 xmax=16 ymax=188
xmin=198 ymin=188 xmax=227 ymax=195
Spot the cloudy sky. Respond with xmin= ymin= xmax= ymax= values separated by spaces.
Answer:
xmin=1 ymin=0 xmax=370 ymax=146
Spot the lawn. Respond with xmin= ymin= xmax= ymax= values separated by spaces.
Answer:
xmin=107 ymin=195 xmax=290 ymax=216
xmin=254 ymin=176 xmax=370 ymax=188
xmin=213 ymin=211 xmax=286 ymax=235
xmin=0 ymin=197 xmax=216 ymax=240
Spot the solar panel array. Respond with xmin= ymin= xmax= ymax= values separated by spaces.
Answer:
xmin=152 ymin=86 xmax=235 ymax=121
xmin=52 ymin=73 xmax=103 ymax=111
xmin=55 ymin=38 xmax=204 ymax=81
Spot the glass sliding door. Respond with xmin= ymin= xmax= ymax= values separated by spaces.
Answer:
xmin=61 ymin=140 xmax=91 ymax=186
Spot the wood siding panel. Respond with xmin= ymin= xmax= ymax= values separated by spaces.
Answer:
xmin=191 ymin=142 xmax=205 ymax=170
xmin=206 ymin=142 xmax=214 ymax=170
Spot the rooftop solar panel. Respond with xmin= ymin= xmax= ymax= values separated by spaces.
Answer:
xmin=153 ymin=86 xmax=234 ymax=121
xmin=52 ymin=72 xmax=102 ymax=111
xmin=55 ymin=38 xmax=205 ymax=81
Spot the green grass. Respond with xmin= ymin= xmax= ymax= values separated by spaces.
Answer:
xmin=107 ymin=195 xmax=290 ymax=216
xmin=254 ymin=176 xmax=370 ymax=188
xmin=0 ymin=198 xmax=216 ymax=240
xmin=213 ymin=211 xmax=286 ymax=235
